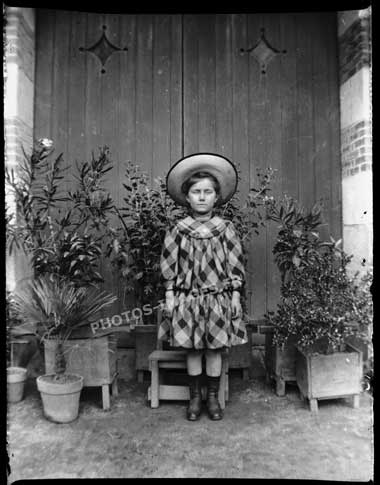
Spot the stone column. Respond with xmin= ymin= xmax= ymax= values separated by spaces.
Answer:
xmin=337 ymin=8 xmax=372 ymax=276
xmin=4 ymin=7 xmax=36 ymax=291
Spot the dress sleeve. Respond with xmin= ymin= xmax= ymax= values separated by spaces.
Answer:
xmin=224 ymin=221 xmax=246 ymax=292
xmin=160 ymin=226 xmax=180 ymax=290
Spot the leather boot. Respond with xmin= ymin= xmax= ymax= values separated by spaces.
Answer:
xmin=186 ymin=374 xmax=202 ymax=421
xmin=206 ymin=375 xmax=223 ymax=420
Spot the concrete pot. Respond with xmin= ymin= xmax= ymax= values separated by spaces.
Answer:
xmin=7 ymin=367 xmax=27 ymax=403
xmin=37 ymin=374 xmax=84 ymax=423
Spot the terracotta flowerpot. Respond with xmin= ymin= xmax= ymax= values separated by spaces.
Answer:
xmin=7 ymin=367 xmax=27 ymax=403
xmin=36 ymin=374 xmax=84 ymax=423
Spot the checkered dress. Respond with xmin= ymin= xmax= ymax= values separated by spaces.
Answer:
xmin=158 ymin=215 xmax=247 ymax=349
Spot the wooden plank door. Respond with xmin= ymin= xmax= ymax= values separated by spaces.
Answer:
xmin=183 ymin=13 xmax=341 ymax=318
xmin=34 ymin=11 xmax=341 ymax=319
xmin=34 ymin=11 xmax=183 ymax=315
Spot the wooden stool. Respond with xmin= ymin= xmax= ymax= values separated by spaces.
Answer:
xmin=147 ymin=349 xmax=229 ymax=409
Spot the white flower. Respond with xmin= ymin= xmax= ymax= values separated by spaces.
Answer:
xmin=37 ymin=138 xmax=54 ymax=149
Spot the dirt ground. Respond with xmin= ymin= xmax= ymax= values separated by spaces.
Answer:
xmin=8 ymin=365 xmax=373 ymax=482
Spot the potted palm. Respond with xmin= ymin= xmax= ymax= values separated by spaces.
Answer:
xmin=12 ymin=276 xmax=116 ymax=422
xmin=108 ymin=162 xmax=276 ymax=379
xmin=265 ymin=197 xmax=373 ymax=412
xmin=6 ymin=140 xmax=120 ymax=408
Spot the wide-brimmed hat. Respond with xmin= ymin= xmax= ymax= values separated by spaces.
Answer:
xmin=166 ymin=153 xmax=238 ymax=206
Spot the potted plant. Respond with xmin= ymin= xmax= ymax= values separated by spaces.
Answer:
xmin=6 ymin=140 xmax=121 ymax=407
xmin=108 ymin=162 xmax=276 ymax=379
xmin=6 ymin=288 xmax=40 ymax=367
xmin=7 ymin=292 xmax=28 ymax=403
xmin=12 ymin=275 xmax=117 ymax=422
xmin=263 ymin=196 xmax=325 ymax=395
xmin=107 ymin=162 xmax=187 ymax=380
xmin=265 ymin=197 xmax=373 ymax=411
xmin=5 ymin=139 xmax=116 ymax=289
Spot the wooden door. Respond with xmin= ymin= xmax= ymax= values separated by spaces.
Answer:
xmin=182 ymin=13 xmax=341 ymax=318
xmin=34 ymin=11 xmax=341 ymax=319
xmin=34 ymin=11 xmax=183 ymax=315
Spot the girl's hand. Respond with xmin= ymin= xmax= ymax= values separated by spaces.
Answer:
xmin=231 ymin=292 xmax=242 ymax=319
xmin=165 ymin=293 xmax=175 ymax=316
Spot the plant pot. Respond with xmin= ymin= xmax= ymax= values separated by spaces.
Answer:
xmin=7 ymin=367 xmax=27 ymax=403
xmin=43 ymin=336 xmax=118 ymax=410
xmin=295 ymin=343 xmax=363 ymax=413
xmin=265 ymin=331 xmax=297 ymax=396
xmin=36 ymin=374 xmax=84 ymax=423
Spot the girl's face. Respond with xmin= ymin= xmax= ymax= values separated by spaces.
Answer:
xmin=186 ymin=178 xmax=218 ymax=216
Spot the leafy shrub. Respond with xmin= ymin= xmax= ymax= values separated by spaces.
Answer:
xmin=6 ymin=140 xmax=115 ymax=287
xmin=265 ymin=196 xmax=373 ymax=354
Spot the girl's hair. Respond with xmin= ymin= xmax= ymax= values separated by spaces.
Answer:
xmin=181 ymin=171 xmax=221 ymax=196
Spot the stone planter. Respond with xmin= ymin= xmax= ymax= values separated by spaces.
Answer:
xmin=296 ymin=343 xmax=363 ymax=413
xmin=265 ymin=331 xmax=297 ymax=396
xmin=43 ymin=334 xmax=118 ymax=410
xmin=37 ymin=374 xmax=84 ymax=423
xmin=7 ymin=366 xmax=27 ymax=403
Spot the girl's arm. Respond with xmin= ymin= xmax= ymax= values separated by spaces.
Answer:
xmin=225 ymin=222 xmax=245 ymax=318
xmin=224 ymin=221 xmax=246 ymax=293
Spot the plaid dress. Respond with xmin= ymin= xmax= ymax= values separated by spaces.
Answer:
xmin=158 ymin=215 xmax=247 ymax=349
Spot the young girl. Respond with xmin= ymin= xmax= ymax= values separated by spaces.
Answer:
xmin=159 ymin=153 xmax=247 ymax=421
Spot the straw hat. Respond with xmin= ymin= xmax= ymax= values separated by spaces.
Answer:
xmin=166 ymin=153 xmax=238 ymax=206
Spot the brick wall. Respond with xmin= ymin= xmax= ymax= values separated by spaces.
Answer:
xmin=339 ymin=15 xmax=371 ymax=85
xmin=341 ymin=120 xmax=372 ymax=178
xmin=338 ymin=8 xmax=372 ymax=275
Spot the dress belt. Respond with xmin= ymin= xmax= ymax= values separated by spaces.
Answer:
xmin=174 ymin=284 xmax=233 ymax=297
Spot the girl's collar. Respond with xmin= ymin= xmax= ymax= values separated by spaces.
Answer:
xmin=177 ymin=215 xmax=227 ymax=239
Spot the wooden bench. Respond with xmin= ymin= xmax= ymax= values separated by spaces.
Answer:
xmin=147 ymin=349 xmax=229 ymax=409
